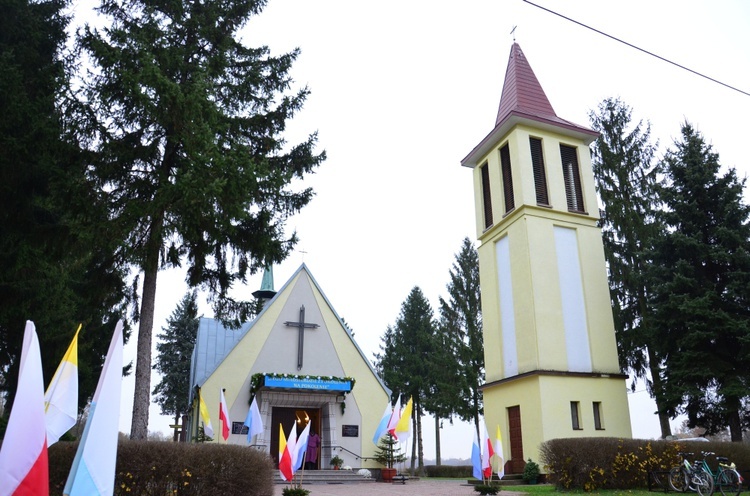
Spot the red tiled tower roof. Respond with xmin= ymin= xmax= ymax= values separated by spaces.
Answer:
xmin=462 ymin=43 xmax=597 ymax=168
xmin=496 ymin=43 xmax=557 ymax=126
xmin=496 ymin=43 xmax=595 ymax=133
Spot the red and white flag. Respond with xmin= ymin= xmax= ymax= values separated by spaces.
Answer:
xmin=0 ymin=321 xmax=49 ymax=496
xmin=386 ymin=394 xmax=401 ymax=437
xmin=219 ymin=389 xmax=230 ymax=441
xmin=481 ymin=421 xmax=495 ymax=479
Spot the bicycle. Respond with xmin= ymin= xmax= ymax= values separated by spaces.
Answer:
xmin=693 ymin=450 xmax=744 ymax=496
xmin=713 ymin=455 xmax=742 ymax=496
xmin=669 ymin=451 xmax=693 ymax=493
xmin=669 ymin=451 xmax=714 ymax=496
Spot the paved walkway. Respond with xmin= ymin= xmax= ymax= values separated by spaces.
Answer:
xmin=273 ymin=480 xmax=523 ymax=496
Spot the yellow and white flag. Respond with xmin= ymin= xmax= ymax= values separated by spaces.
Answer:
xmin=45 ymin=324 xmax=81 ymax=446
xmin=394 ymin=396 xmax=413 ymax=442
xmin=199 ymin=393 xmax=214 ymax=438
xmin=495 ymin=425 xmax=505 ymax=479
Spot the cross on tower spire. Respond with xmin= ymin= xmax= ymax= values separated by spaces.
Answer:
xmin=284 ymin=305 xmax=319 ymax=370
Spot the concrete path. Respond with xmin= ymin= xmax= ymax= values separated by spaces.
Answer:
xmin=273 ymin=480 xmax=524 ymax=496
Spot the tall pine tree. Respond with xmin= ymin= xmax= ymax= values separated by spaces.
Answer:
xmin=375 ymin=286 xmax=436 ymax=474
xmin=650 ymin=122 xmax=750 ymax=441
xmin=437 ymin=237 xmax=483 ymax=439
xmin=588 ymin=98 xmax=671 ymax=437
xmin=153 ymin=292 xmax=199 ymax=440
xmin=76 ymin=0 xmax=325 ymax=438
xmin=0 ymin=0 xmax=129 ymax=424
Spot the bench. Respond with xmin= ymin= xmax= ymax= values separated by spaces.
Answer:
xmin=393 ymin=474 xmax=409 ymax=485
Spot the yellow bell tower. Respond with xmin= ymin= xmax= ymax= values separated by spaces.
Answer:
xmin=462 ymin=43 xmax=631 ymax=474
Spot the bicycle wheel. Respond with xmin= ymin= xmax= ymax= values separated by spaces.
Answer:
xmin=694 ymin=470 xmax=714 ymax=496
xmin=670 ymin=467 xmax=689 ymax=492
xmin=718 ymin=469 xmax=741 ymax=496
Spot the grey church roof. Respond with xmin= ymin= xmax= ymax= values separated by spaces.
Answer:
xmin=189 ymin=317 xmax=254 ymax=394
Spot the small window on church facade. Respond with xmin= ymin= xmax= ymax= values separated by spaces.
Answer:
xmin=570 ymin=401 xmax=582 ymax=430
xmin=593 ymin=401 xmax=604 ymax=430
xmin=529 ymin=137 xmax=549 ymax=206
xmin=560 ymin=144 xmax=585 ymax=213
xmin=480 ymin=162 xmax=493 ymax=229
xmin=499 ymin=143 xmax=515 ymax=213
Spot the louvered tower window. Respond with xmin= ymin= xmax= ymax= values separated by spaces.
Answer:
xmin=560 ymin=144 xmax=585 ymax=212
xmin=499 ymin=144 xmax=515 ymax=213
xmin=529 ymin=137 xmax=549 ymax=205
xmin=480 ymin=162 xmax=493 ymax=229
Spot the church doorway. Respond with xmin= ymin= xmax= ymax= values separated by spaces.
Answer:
xmin=270 ymin=407 xmax=321 ymax=468
xmin=508 ymin=405 xmax=524 ymax=474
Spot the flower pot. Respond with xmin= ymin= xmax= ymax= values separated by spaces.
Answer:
xmin=333 ymin=466 xmax=339 ymax=470
xmin=381 ymin=467 xmax=396 ymax=482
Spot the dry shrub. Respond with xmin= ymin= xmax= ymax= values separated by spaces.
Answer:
xmin=49 ymin=440 xmax=274 ymax=496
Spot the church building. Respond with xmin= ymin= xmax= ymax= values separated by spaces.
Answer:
xmin=462 ymin=43 xmax=632 ymax=473
xmin=187 ymin=264 xmax=390 ymax=469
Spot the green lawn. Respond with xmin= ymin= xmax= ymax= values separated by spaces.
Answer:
xmin=503 ymin=485 xmax=657 ymax=496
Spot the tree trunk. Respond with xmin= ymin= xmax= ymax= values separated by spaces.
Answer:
xmin=728 ymin=405 xmax=743 ymax=442
xmin=416 ymin=401 xmax=424 ymax=475
xmin=173 ymin=413 xmax=180 ymax=442
xmin=474 ymin=412 xmax=481 ymax=443
xmin=435 ymin=415 xmax=441 ymax=466
xmin=130 ymin=214 xmax=163 ymax=440
xmin=647 ymin=346 xmax=672 ymax=438
xmin=410 ymin=413 xmax=417 ymax=473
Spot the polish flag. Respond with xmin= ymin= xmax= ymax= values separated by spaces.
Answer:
xmin=0 ymin=321 xmax=49 ymax=496
xmin=219 ymin=389 xmax=230 ymax=441
xmin=481 ymin=422 xmax=495 ymax=479
xmin=386 ymin=394 xmax=401 ymax=437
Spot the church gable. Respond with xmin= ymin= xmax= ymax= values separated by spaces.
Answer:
xmin=253 ymin=270 xmax=345 ymax=376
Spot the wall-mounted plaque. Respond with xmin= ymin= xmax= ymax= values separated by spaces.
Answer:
xmin=342 ymin=425 xmax=359 ymax=437
xmin=232 ymin=422 xmax=249 ymax=435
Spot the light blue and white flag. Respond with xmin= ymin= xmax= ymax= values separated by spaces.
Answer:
xmin=294 ymin=421 xmax=311 ymax=472
xmin=372 ymin=400 xmax=392 ymax=445
xmin=64 ymin=321 xmax=123 ymax=496
xmin=243 ymin=395 xmax=263 ymax=444
xmin=471 ymin=428 xmax=482 ymax=480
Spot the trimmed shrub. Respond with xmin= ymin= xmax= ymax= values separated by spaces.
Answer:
xmin=424 ymin=464 xmax=474 ymax=478
xmin=540 ymin=437 xmax=750 ymax=492
xmin=49 ymin=440 xmax=274 ymax=496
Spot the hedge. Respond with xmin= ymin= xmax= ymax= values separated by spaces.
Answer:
xmin=48 ymin=441 xmax=274 ymax=496
xmin=540 ymin=437 xmax=750 ymax=492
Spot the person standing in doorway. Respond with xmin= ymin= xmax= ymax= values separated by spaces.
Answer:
xmin=305 ymin=430 xmax=320 ymax=470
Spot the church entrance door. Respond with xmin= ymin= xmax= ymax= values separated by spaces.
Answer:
xmin=270 ymin=407 xmax=321 ymax=468
xmin=508 ymin=405 xmax=524 ymax=474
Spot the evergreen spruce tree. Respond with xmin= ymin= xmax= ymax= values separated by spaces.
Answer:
xmin=374 ymin=286 xmax=436 ymax=474
xmin=76 ymin=0 xmax=325 ymax=438
xmin=434 ymin=237 xmax=484 ymax=452
xmin=0 ymin=0 xmax=129 ymax=422
xmin=422 ymin=320 xmax=460 ymax=465
xmin=373 ymin=434 xmax=406 ymax=469
xmin=437 ymin=237 xmax=483 ymax=440
xmin=588 ymin=98 xmax=671 ymax=437
xmin=152 ymin=292 xmax=199 ymax=439
xmin=650 ymin=122 xmax=750 ymax=441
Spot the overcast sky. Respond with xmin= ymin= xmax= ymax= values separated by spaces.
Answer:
xmin=84 ymin=0 xmax=750 ymax=457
